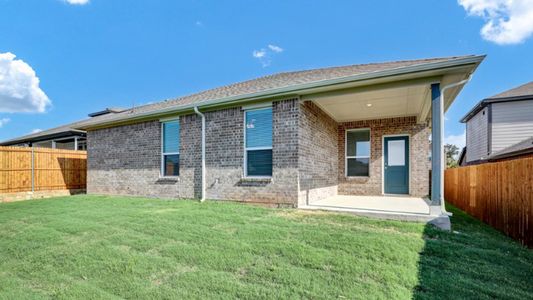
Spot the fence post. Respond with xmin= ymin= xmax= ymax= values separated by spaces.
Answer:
xmin=31 ymin=147 xmax=35 ymax=193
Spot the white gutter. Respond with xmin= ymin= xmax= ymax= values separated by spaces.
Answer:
xmin=439 ymin=74 xmax=473 ymax=215
xmin=193 ymin=106 xmax=206 ymax=202
xmin=78 ymin=55 xmax=485 ymax=130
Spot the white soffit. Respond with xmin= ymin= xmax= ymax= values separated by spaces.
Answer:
xmin=311 ymin=85 xmax=428 ymax=122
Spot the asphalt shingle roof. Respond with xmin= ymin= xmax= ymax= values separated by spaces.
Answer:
xmin=489 ymin=137 xmax=533 ymax=160
xmin=75 ymin=55 xmax=477 ymax=128
xmin=1 ymin=55 xmax=481 ymax=142
xmin=488 ymin=81 xmax=533 ymax=99
xmin=0 ymin=120 xmax=87 ymax=145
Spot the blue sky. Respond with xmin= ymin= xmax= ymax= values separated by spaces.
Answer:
xmin=1 ymin=0 xmax=532 ymax=147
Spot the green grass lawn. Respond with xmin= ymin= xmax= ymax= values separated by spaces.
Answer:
xmin=0 ymin=195 xmax=531 ymax=299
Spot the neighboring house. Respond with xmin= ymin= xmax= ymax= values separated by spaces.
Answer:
xmin=75 ymin=55 xmax=484 ymax=218
xmin=488 ymin=137 xmax=533 ymax=161
xmin=0 ymin=108 xmax=124 ymax=151
xmin=460 ymin=81 xmax=533 ymax=165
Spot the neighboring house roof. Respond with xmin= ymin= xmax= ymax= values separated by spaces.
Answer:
xmin=0 ymin=120 xmax=87 ymax=146
xmin=461 ymin=81 xmax=533 ymax=123
xmin=489 ymin=81 xmax=533 ymax=99
xmin=488 ymin=137 xmax=533 ymax=161
xmin=0 ymin=107 xmax=125 ymax=146
xmin=73 ymin=55 xmax=484 ymax=130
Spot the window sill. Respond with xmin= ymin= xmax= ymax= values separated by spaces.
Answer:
xmin=240 ymin=177 xmax=272 ymax=183
xmin=345 ymin=176 xmax=370 ymax=180
xmin=157 ymin=177 xmax=179 ymax=184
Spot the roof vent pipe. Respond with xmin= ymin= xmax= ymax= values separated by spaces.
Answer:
xmin=194 ymin=106 xmax=206 ymax=202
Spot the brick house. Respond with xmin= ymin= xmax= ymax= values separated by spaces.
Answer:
xmin=76 ymin=55 xmax=484 ymax=227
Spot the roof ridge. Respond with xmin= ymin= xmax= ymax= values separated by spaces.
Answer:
xmin=487 ymin=81 xmax=533 ymax=99
xmin=274 ymin=55 xmax=473 ymax=77
xmin=118 ymin=55 xmax=474 ymax=114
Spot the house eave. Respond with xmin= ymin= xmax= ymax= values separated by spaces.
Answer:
xmin=77 ymin=55 xmax=485 ymax=131
xmin=461 ymin=94 xmax=533 ymax=123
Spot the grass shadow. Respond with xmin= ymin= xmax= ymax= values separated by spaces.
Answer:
xmin=414 ymin=204 xmax=533 ymax=299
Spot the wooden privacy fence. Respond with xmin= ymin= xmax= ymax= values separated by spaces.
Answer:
xmin=445 ymin=157 xmax=532 ymax=247
xmin=0 ymin=146 xmax=87 ymax=194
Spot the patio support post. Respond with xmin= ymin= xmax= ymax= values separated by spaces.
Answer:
xmin=430 ymin=83 xmax=442 ymax=213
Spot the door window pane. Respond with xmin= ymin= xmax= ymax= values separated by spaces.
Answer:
xmin=388 ymin=140 xmax=405 ymax=166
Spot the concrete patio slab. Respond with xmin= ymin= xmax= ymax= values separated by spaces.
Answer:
xmin=299 ymin=195 xmax=450 ymax=228
xmin=308 ymin=195 xmax=430 ymax=214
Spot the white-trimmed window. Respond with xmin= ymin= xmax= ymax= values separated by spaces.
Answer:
xmin=346 ymin=129 xmax=370 ymax=177
xmin=161 ymin=120 xmax=180 ymax=177
xmin=244 ymin=107 xmax=273 ymax=177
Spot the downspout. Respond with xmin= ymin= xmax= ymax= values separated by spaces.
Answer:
xmin=439 ymin=74 xmax=472 ymax=215
xmin=193 ymin=106 xmax=206 ymax=202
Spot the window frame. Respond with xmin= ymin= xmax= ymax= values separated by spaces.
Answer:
xmin=243 ymin=106 xmax=273 ymax=179
xmin=345 ymin=128 xmax=371 ymax=178
xmin=160 ymin=119 xmax=180 ymax=178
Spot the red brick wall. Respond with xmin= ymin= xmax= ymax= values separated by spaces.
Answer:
xmin=298 ymin=101 xmax=339 ymax=205
xmin=338 ymin=116 xmax=430 ymax=197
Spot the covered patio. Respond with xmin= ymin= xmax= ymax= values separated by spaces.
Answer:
xmin=297 ymin=56 xmax=485 ymax=229
xmin=299 ymin=195 xmax=445 ymax=223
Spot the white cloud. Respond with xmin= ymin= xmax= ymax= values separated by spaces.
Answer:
xmin=195 ymin=21 xmax=203 ymax=27
xmin=267 ymin=44 xmax=284 ymax=53
xmin=252 ymin=44 xmax=284 ymax=67
xmin=252 ymin=49 xmax=266 ymax=58
xmin=0 ymin=117 xmax=10 ymax=128
xmin=458 ymin=0 xmax=533 ymax=44
xmin=444 ymin=130 xmax=466 ymax=149
xmin=0 ymin=52 xmax=51 ymax=113
xmin=30 ymin=129 xmax=43 ymax=134
xmin=64 ymin=0 xmax=90 ymax=5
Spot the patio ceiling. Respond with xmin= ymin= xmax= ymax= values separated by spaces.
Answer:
xmin=309 ymin=84 xmax=429 ymax=122
xmin=301 ymin=71 xmax=472 ymax=124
